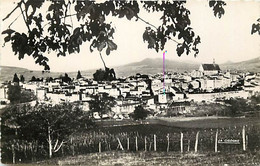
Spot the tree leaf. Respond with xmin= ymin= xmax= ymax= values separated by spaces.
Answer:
xmin=177 ymin=44 xmax=184 ymax=57
xmin=2 ymin=29 xmax=15 ymax=35
xmin=107 ymin=40 xmax=117 ymax=51
xmin=97 ymin=41 xmax=106 ymax=52
xmin=106 ymin=47 xmax=110 ymax=55
xmin=4 ymin=36 xmax=11 ymax=43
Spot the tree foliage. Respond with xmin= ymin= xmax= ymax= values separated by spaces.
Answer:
xmin=76 ymin=70 xmax=82 ymax=79
xmin=7 ymin=84 xmax=36 ymax=103
xmin=2 ymin=0 xmax=227 ymax=70
xmin=61 ymin=73 xmax=72 ymax=83
xmin=89 ymin=93 xmax=116 ymax=118
xmin=7 ymin=84 xmax=21 ymax=103
xmin=30 ymin=76 xmax=43 ymax=82
xmin=46 ymin=76 xmax=54 ymax=82
xmin=12 ymin=73 xmax=19 ymax=83
xmin=93 ymin=68 xmax=116 ymax=81
xmin=30 ymin=76 xmax=36 ymax=82
xmin=250 ymin=93 xmax=260 ymax=106
xmin=1 ymin=103 xmax=94 ymax=159
xmin=20 ymin=74 xmax=25 ymax=82
xmin=251 ymin=18 xmax=260 ymax=35
xmin=130 ymin=105 xmax=150 ymax=120
xmin=224 ymin=98 xmax=256 ymax=116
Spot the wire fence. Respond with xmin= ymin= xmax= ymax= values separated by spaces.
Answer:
xmin=2 ymin=124 xmax=260 ymax=164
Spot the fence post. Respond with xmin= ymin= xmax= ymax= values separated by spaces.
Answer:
xmin=135 ymin=137 xmax=138 ymax=151
xmin=242 ymin=126 xmax=246 ymax=151
xmin=144 ymin=136 xmax=147 ymax=152
xmin=187 ymin=139 xmax=190 ymax=152
xmin=99 ymin=142 xmax=101 ymax=153
xmin=215 ymin=129 xmax=218 ymax=152
xmin=108 ymin=142 xmax=111 ymax=151
xmin=180 ymin=132 xmax=183 ymax=153
xmin=246 ymin=135 xmax=248 ymax=149
xmin=12 ymin=144 xmax=15 ymax=164
xmin=154 ymin=134 xmax=157 ymax=151
xmin=167 ymin=133 xmax=170 ymax=152
xmin=70 ymin=137 xmax=75 ymax=156
xmin=195 ymin=131 xmax=199 ymax=153
xmin=149 ymin=142 xmax=152 ymax=151
xmin=127 ymin=138 xmax=130 ymax=150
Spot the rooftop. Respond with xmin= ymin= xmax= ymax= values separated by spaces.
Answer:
xmin=201 ymin=64 xmax=221 ymax=71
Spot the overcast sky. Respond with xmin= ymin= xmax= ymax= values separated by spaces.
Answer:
xmin=1 ymin=0 xmax=259 ymax=72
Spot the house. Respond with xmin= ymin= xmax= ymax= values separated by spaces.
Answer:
xmin=36 ymin=88 xmax=46 ymax=101
xmin=199 ymin=62 xmax=221 ymax=76
xmin=0 ymin=85 xmax=8 ymax=100
xmin=158 ymin=93 xmax=167 ymax=104
xmin=191 ymin=70 xmax=204 ymax=78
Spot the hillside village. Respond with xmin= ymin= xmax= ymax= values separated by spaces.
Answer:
xmin=1 ymin=62 xmax=260 ymax=119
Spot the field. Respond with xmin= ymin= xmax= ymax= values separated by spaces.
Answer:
xmin=96 ymin=116 xmax=260 ymax=129
xmin=2 ymin=117 xmax=260 ymax=165
xmin=33 ymin=151 xmax=260 ymax=166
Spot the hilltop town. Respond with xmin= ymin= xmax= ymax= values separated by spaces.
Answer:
xmin=1 ymin=61 xmax=260 ymax=119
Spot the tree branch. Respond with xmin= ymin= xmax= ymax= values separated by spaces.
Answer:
xmin=136 ymin=15 xmax=180 ymax=44
xmin=63 ymin=1 xmax=70 ymax=24
xmin=60 ymin=14 xmax=77 ymax=20
xmin=43 ymin=14 xmax=77 ymax=29
xmin=53 ymin=140 xmax=64 ymax=152
xmin=2 ymin=2 xmax=21 ymax=21
xmin=7 ymin=11 xmax=23 ymax=29
xmin=136 ymin=15 xmax=157 ymax=29
xmin=53 ymin=139 xmax=59 ymax=150
xmin=169 ymin=37 xmax=180 ymax=44
xmin=69 ymin=3 xmax=74 ymax=29
xmin=99 ymin=52 xmax=107 ymax=69
xmin=19 ymin=3 xmax=31 ymax=32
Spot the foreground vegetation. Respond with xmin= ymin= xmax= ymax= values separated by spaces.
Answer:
xmin=1 ymin=86 xmax=260 ymax=164
xmin=2 ymin=118 xmax=260 ymax=164
xmin=32 ymin=151 xmax=260 ymax=166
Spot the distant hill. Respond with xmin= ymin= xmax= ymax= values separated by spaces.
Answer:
xmin=0 ymin=59 xmax=200 ymax=82
xmin=220 ymin=57 xmax=260 ymax=72
xmin=0 ymin=66 xmax=63 ymax=83
xmin=1 ymin=56 xmax=259 ymax=82
xmin=114 ymin=58 xmax=200 ymax=77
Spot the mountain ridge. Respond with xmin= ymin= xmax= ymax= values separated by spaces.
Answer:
xmin=1 ymin=56 xmax=259 ymax=82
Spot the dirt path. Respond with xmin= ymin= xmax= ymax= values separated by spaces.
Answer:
xmin=153 ymin=116 xmax=231 ymax=122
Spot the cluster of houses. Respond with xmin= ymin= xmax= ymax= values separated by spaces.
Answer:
xmin=1 ymin=62 xmax=260 ymax=119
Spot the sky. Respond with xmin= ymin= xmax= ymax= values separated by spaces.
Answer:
xmin=0 ymin=0 xmax=260 ymax=72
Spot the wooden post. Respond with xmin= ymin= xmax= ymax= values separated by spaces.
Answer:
xmin=195 ymin=131 xmax=199 ymax=153
xmin=117 ymin=138 xmax=124 ymax=150
xmin=180 ymin=132 xmax=183 ymax=153
xmin=12 ymin=144 xmax=15 ymax=164
xmin=242 ymin=126 xmax=246 ymax=151
xmin=99 ymin=142 xmax=101 ymax=153
xmin=149 ymin=142 xmax=152 ymax=151
xmin=167 ymin=133 xmax=170 ymax=152
xmin=135 ymin=137 xmax=138 ymax=151
xmin=144 ymin=136 xmax=147 ymax=152
xmin=246 ymin=135 xmax=248 ymax=148
xmin=154 ymin=134 xmax=157 ymax=151
xmin=70 ymin=137 xmax=75 ymax=156
xmin=187 ymin=140 xmax=190 ymax=152
xmin=215 ymin=129 xmax=218 ymax=152
xmin=127 ymin=138 xmax=130 ymax=150
xmin=108 ymin=142 xmax=111 ymax=151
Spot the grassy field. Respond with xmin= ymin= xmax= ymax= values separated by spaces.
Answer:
xmin=96 ymin=116 xmax=260 ymax=129
xmin=31 ymin=151 xmax=260 ymax=166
